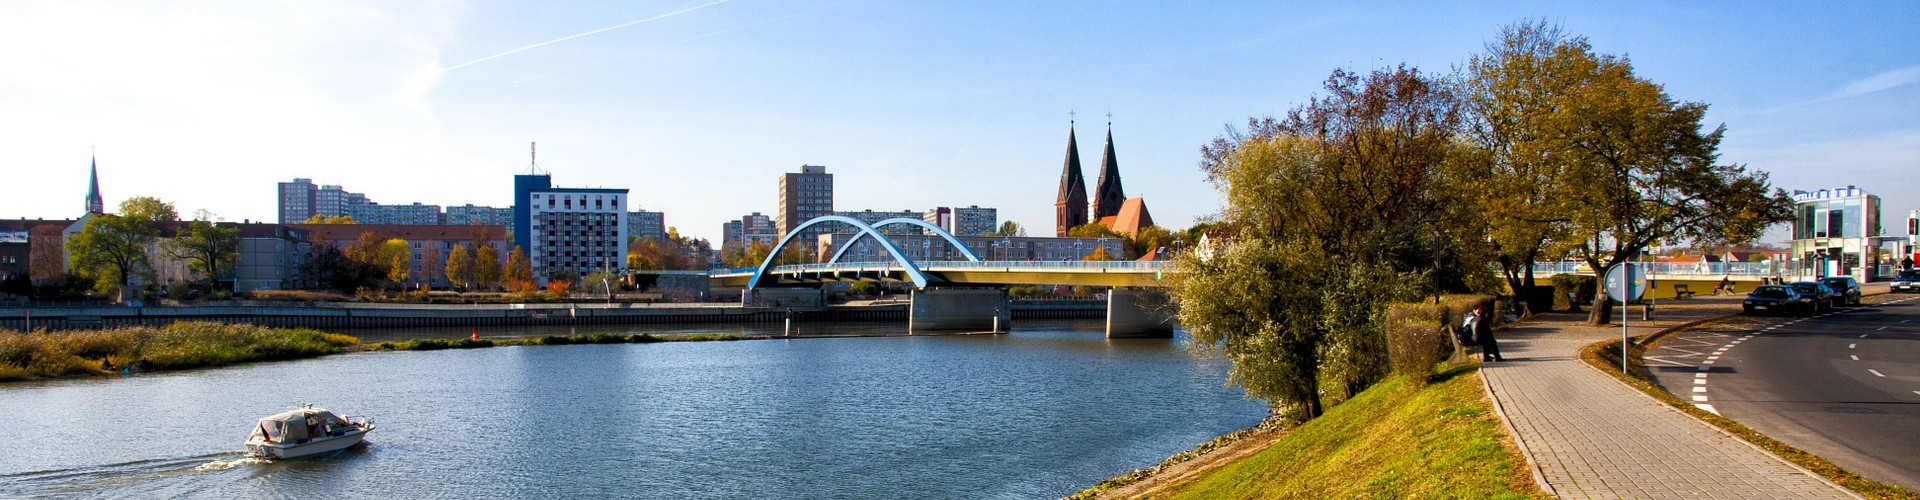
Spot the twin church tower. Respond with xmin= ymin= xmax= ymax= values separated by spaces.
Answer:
xmin=1055 ymin=119 xmax=1139 ymax=237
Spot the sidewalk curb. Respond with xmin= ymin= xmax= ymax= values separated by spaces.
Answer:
xmin=1476 ymin=365 xmax=1555 ymax=498
xmin=1583 ymin=308 xmax=1868 ymax=499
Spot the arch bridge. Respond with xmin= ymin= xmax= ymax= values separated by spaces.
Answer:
xmin=708 ymin=216 xmax=1174 ymax=337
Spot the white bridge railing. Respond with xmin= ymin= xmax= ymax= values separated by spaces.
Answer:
xmin=1528 ymin=261 xmax=1777 ymax=277
xmin=738 ymin=260 xmax=1167 ymax=276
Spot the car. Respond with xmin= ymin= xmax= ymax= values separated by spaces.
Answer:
xmin=1818 ymin=276 xmax=1862 ymax=306
xmin=1744 ymin=285 xmax=1814 ymax=317
xmin=1893 ymin=270 xmax=1920 ymax=293
xmin=1787 ymin=281 xmax=1840 ymax=313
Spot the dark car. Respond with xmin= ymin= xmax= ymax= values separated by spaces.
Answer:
xmin=1787 ymin=281 xmax=1839 ymax=313
xmin=1894 ymin=270 xmax=1920 ymax=294
xmin=1744 ymin=285 xmax=1814 ymax=316
xmin=1818 ymin=276 xmax=1862 ymax=306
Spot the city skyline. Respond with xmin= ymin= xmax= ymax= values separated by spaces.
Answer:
xmin=3 ymin=2 xmax=1916 ymax=244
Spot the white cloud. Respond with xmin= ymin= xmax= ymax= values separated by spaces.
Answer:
xmin=1826 ymin=65 xmax=1920 ymax=101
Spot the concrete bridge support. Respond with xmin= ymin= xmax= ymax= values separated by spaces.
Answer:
xmin=909 ymin=288 xmax=1010 ymax=333
xmin=1107 ymin=288 xmax=1175 ymax=338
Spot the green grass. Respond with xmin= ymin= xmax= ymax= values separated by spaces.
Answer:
xmin=0 ymin=322 xmax=358 ymax=382
xmin=1131 ymin=366 xmax=1539 ymax=499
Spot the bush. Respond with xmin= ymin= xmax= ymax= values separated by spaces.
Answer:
xmin=247 ymin=290 xmax=352 ymax=302
xmin=1385 ymin=303 xmax=1449 ymax=384
xmin=0 ymin=322 xmax=359 ymax=381
xmin=1551 ymin=274 xmax=1596 ymax=312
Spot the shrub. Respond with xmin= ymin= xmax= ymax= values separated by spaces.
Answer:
xmin=1551 ymin=274 xmax=1596 ymax=312
xmin=1385 ymin=303 xmax=1449 ymax=384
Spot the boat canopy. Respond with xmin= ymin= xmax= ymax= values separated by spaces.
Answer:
xmin=249 ymin=408 xmax=348 ymax=445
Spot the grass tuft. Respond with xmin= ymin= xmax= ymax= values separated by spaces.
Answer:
xmin=0 ymin=322 xmax=360 ymax=382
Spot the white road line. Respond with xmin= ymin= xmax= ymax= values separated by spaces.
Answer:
xmin=1849 ymin=343 xmax=1856 ymax=349
xmin=1850 ymin=355 xmax=1860 ymax=361
xmin=1694 ymin=373 xmax=1708 ymax=379
xmin=1691 ymin=395 xmax=1709 ymax=402
xmin=1913 ymin=391 xmax=1920 ymax=396
xmin=1695 ymin=403 xmax=1720 ymax=415
xmin=1879 ymin=326 xmax=1889 ymax=331
xmin=1861 ymin=334 xmax=1871 ymax=338
xmin=1868 ymin=369 xmax=1886 ymax=377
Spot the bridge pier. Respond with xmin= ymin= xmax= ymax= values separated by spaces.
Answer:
xmin=1107 ymin=288 xmax=1175 ymax=338
xmin=909 ymin=288 xmax=1010 ymax=333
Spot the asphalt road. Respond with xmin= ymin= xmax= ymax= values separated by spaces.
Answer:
xmin=1647 ymin=294 xmax=1920 ymax=491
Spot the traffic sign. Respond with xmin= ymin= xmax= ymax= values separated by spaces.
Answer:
xmin=1605 ymin=263 xmax=1647 ymax=301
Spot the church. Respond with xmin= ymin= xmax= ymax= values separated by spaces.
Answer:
xmin=1054 ymin=119 xmax=1153 ymax=237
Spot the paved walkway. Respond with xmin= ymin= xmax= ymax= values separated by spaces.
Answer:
xmin=1480 ymin=297 xmax=1859 ymax=499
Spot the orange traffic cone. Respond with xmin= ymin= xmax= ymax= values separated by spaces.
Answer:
xmin=470 ymin=328 xmax=479 ymax=340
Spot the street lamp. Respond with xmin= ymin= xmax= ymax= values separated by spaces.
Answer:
xmin=1097 ymin=236 xmax=1108 ymax=259
xmin=922 ymin=239 xmax=931 ymax=260
xmin=1075 ymin=240 xmax=1083 ymax=261
xmin=1003 ymin=235 xmax=1012 ymax=261
xmin=1173 ymin=237 xmax=1183 ymax=256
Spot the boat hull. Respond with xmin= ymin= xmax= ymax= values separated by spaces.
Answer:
xmin=247 ymin=428 xmax=371 ymax=459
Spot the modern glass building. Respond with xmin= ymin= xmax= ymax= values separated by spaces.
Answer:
xmin=1788 ymin=186 xmax=1903 ymax=280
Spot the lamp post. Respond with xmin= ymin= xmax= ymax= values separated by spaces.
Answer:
xmin=1173 ymin=237 xmax=1183 ymax=256
xmin=1075 ymin=240 xmax=1083 ymax=261
xmin=1097 ymin=236 xmax=1108 ymax=260
xmin=922 ymin=239 xmax=931 ymax=261
xmin=1003 ymin=235 xmax=1012 ymax=261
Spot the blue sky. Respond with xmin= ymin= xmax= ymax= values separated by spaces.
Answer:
xmin=3 ymin=1 xmax=1916 ymax=245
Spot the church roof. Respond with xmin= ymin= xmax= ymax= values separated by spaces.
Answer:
xmin=1056 ymin=124 xmax=1087 ymax=202
xmin=85 ymin=157 xmax=104 ymax=214
xmin=1092 ymin=124 xmax=1126 ymax=219
xmin=1101 ymin=197 xmax=1155 ymax=236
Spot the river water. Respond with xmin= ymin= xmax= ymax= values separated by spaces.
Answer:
xmin=0 ymin=320 xmax=1267 ymax=499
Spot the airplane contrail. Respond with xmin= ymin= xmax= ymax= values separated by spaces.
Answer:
xmin=511 ymin=4 xmax=836 ymax=85
xmin=443 ymin=0 xmax=731 ymax=73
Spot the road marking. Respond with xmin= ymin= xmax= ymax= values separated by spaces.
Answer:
xmin=1869 ymin=369 xmax=1885 ymax=377
xmin=1706 ymin=355 xmax=1720 ymax=361
xmin=1849 ymin=343 xmax=1856 ymax=349
xmin=1861 ymin=334 xmax=1870 ymax=338
xmin=1695 ymin=403 xmax=1720 ymax=415
xmin=1702 ymin=359 xmax=1715 ymax=365
xmin=1878 ymin=326 xmax=1889 ymax=331
xmin=1914 ymin=391 xmax=1920 ymax=397
xmin=1850 ymin=355 xmax=1859 ymax=361
xmin=1691 ymin=395 xmax=1709 ymax=402
xmin=1694 ymin=373 xmax=1708 ymax=379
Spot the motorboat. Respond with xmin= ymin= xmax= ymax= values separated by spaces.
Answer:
xmin=244 ymin=404 xmax=375 ymax=459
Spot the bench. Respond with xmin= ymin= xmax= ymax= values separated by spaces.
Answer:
xmin=1673 ymin=284 xmax=1696 ymax=299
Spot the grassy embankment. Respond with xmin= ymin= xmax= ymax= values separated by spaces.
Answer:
xmin=0 ymin=322 xmax=357 ymax=382
xmin=1 ymin=322 xmax=756 ymax=383
xmin=1075 ymin=365 xmax=1539 ymax=499
xmin=1584 ymin=318 xmax=1919 ymax=500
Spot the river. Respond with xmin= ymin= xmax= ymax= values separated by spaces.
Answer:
xmin=0 ymin=319 xmax=1267 ymax=499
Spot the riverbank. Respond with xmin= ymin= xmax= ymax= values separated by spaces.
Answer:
xmin=0 ymin=322 xmax=357 ymax=382
xmin=1073 ymin=365 xmax=1540 ymax=499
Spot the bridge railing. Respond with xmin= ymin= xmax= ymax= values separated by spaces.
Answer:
xmin=752 ymin=260 xmax=1168 ymax=275
xmin=1527 ymin=261 xmax=1777 ymax=277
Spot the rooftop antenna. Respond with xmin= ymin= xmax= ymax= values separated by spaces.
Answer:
xmin=524 ymin=142 xmax=546 ymax=175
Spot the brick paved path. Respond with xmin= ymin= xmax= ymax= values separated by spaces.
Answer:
xmin=1480 ymin=299 xmax=1858 ymax=499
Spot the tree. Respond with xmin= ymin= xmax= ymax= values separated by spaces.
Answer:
xmin=445 ymin=245 xmax=475 ymax=290
xmin=299 ymin=243 xmax=381 ymax=293
xmin=504 ymin=246 xmax=534 ymax=284
xmin=1177 ymin=66 xmax=1462 ymax=418
xmin=28 ymin=225 xmax=66 ymax=282
xmin=302 ymin=214 xmax=357 ymax=224
xmin=1459 ymin=26 xmax=1794 ymax=324
xmin=164 ymin=210 xmax=240 ymax=290
xmin=67 ymin=197 xmax=177 ymax=300
xmin=380 ymin=238 xmax=411 ymax=288
xmin=473 ymin=244 xmax=502 ymax=291
xmin=985 ymin=221 xmax=1028 ymax=237
xmin=1082 ymin=246 xmax=1112 ymax=261
xmin=417 ymin=244 xmax=444 ymax=287
xmin=1066 ymin=222 xmax=1122 ymax=239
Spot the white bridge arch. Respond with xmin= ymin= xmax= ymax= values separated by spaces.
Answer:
xmin=747 ymin=216 xmax=980 ymax=289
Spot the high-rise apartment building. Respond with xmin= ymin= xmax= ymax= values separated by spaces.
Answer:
xmin=778 ymin=164 xmax=833 ymax=255
xmin=445 ymin=204 xmax=515 ymax=232
xmin=924 ymin=206 xmax=997 ymax=236
xmin=527 ymin=187 xmax=629 ymax=279
xmin=627 ymin=209 xmax=666 ymax=242
xmin=833 ymin=209 xmax=921 ymax=235
xmin=723 ymin=212 xmax=777 ymax=250
xmin=277 ymin=178 xmax=317 ymax=223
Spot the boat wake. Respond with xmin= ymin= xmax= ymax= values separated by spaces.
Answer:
xmin=0 ymin=451 xmax=254 ymax=498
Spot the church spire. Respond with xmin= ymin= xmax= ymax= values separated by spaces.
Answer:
xmin=1091 ymin=120 xmax=1126 ymax=220
xmin=1055 ymin=119 xmax=1088 ymax=237
xmin=85 ymin=155 xmax=104 ymax=214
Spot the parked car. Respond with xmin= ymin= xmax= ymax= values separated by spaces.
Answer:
xmin=1787 ymin=281 xmax=1839 ymax=313
xmin=1893 ymin=270 xmax=1920 ymax=293
xmin=1818 ymin=276 xmax=1862 ymax=306
xmin=1744 ymin=285 xmax=1814 ymax=317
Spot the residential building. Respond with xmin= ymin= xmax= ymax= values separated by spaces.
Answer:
xmin=445 ymin=204 xmax=515 ymax=232
xmin=815 ymin=233 xmax=1125 ymax=263
xmin=277 ymin=178 xmax=318 ymax=223
xmin=350 ymin=202 xmax=443 ymax=226
xmin=233 ymin=224 xmax=311 ymax=292
xmin=297 ymin=224 xmax=508 ymax=288
xmin=527 ymin=187 xmax=629 ymax=279
xmin=1055 ymin=122 xmax=1088 ymax=236
xmin=313 ymin=184 xmax=367 ymax=218
xmin=834 ymin=209 xmax=922 ymax=235
xmin=777 ymin=164 xmax=833 ymax=253
xmin=627 ymin=209 xmax=666 ymax=241
xmin=722 ymin=212 xmax=777 ymax=250
xmin=924 ymin=205 xmax=997 ymax=236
